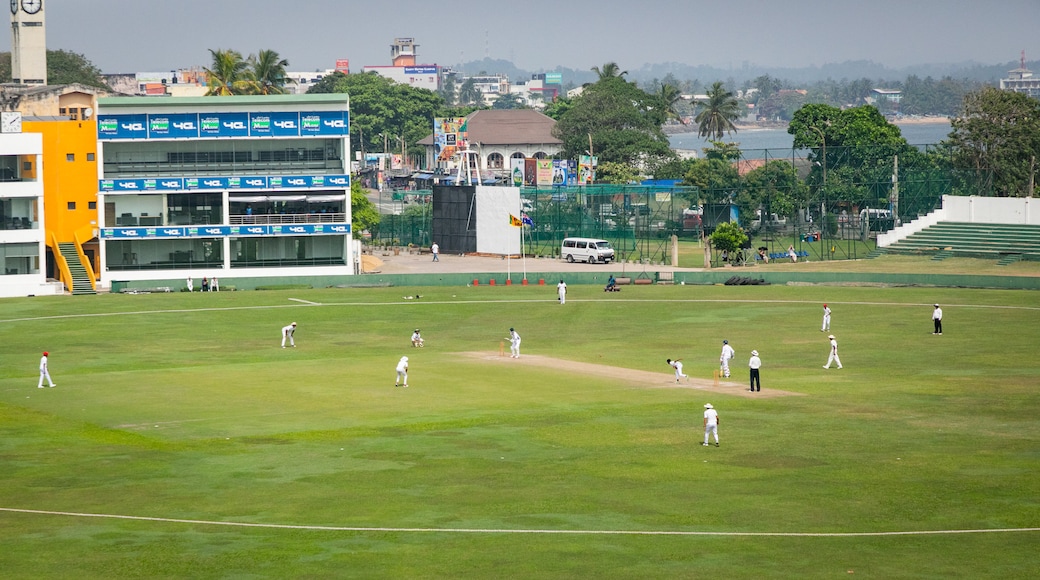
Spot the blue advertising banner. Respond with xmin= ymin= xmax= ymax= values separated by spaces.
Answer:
xmin=229 ymin=176 xmax=269 ymax=189
xmin=196 ymin=177 xmax=229 ymax=190
xmin=102 ymin=222 xmax=350 ymax=239
xmin=300 ymin=111 xmax=349 ymax=135
xmin=100 ymin=175 xmax=349 ymax=192
xmin=98 ymin=114 xmax=148 ymax=140
xmin=187 ymin=226 xmax=232 ymax=237
xmin=404 ymin=66 xmax=438 ymax=74
xmin=249 ymin=112 xmax=301 ymax=136
xmin=199 ymin=112 xmax=250 ymax=138
xmin=148 ymin=113 xmax=200 ymax=139
xmin=230 ymin=225 xmax=271 ymax=236
xmin=99 ymin=111 xmax=349 ymax=140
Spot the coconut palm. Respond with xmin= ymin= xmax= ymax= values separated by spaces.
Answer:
xmin=204 ymin=49 xmax=251 ymax=96
xmin=249 ymin=49 xmax=293 ymax=95
xmin=457 ymin=78 xmax=482 ymax=106
xmin=658 ymin=83 xmax=687 ymax=124
xmin=695 ymin=81 xmax=741 ymax=140
xmin=591 ymin=62 xmax=627 ymax=81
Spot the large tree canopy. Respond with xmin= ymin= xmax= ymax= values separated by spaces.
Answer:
xmin=946 ymin=87 xmax=1040 ymax=197
xmin=0 ymin=49 xmax=108 ymax=89
xmin=552 ymin=75 xmax=673 ymax=167
xmin=789 ymin=103 xmax=923 ymax=204
xmin=308 ymin=71 xmax=445 ymax=161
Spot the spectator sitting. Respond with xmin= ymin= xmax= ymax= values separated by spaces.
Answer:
xmin=605 ymin=275 xmax=620 ymax=292
xmin=758 ymin=247 xmax=770 ymax=263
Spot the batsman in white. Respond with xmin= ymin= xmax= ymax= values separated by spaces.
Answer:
xmin=395 ymin=356 xmax=409 ymax=387
xmin=719 ymin=340 xmax=735 ymax=378
xmin=506 ymin=328 xmax=521 ymax=358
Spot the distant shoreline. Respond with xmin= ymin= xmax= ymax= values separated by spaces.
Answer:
xmin=667 ymin=116 xmax=951 ymax=135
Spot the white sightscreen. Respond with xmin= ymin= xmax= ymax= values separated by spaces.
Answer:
xmin=475 ymin=186 xmax=521 ymax=255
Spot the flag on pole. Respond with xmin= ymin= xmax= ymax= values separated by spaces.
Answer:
xmin=509 ymin=214 xmax=523 ymax=227
xmin=521 ymin=212 xmax=534 ymax=227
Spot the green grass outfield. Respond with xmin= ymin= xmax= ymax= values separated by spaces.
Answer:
xmin=1 ymin=284 xmax=1038 ymax=578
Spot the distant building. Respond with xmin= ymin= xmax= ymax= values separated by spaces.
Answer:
xmin=362 ymin=38 xmax=442 ymax=91
xmin=870 ymin=89 xmax=903 ymax=104
xmin=417 ymin=109 xmax=563 ymax=177
xmin=1000 ymin=64 xmax=1040 ymax=99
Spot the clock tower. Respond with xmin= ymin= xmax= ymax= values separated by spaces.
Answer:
xmin=11 ymin=0 xmax=47 ymax=85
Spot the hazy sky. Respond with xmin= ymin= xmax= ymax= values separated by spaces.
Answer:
xmin=4 ymin=0 xmax=1039 ymax=74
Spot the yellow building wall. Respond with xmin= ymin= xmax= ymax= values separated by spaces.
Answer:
xmin=24 ymin=119 xmax=99 ymax=242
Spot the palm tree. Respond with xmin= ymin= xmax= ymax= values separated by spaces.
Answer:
xmin=658 ymin=83 xmax=686 ymax=125
xmin=457 ymin=78 xmax=481 ymax=106
xmin=249 ymin=49 xmax=293 ymax=95
xmin=591 ymin=62 xmax=627 ymax=81
xmin=204 ymin=49 xmax=250 ymax=96
xmin=695 ymin=81 xmax=741 ymax=140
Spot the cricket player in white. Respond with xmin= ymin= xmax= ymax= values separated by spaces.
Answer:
xmin=821 ymin=303 xmax=831 ymax=331
xmin=507 ymin=328 xmax=521 ymax=358
xmin=720 ymin=340 xmax=735 ymax=378
xmin=824 ymin=334 xmax=843 ymax=369
xmin=281 ymin=322 xmax=297 ymax=348
xmin=667 ymin=358 xmax=688 ymax=382
xmin=557 ymin=279 xmax=567 ymax=304
xmin=932 ymin=304 xmax=943 ymax=335
xmin=38 ymin=351 xmax=56 ymax=388
xmin=703 ymin=403 xmax=719 ymax=446
xmin=411 ymin=329 xmax=424 ymax=347
xmin=395 ymin=356 xmax=409 ymax=387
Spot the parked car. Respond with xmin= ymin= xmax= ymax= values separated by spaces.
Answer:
xmin=561 ymin=238 xmax=615 ymax=263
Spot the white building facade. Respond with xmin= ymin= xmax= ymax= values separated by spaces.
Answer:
xmin=0 ymin=129 xmax=61 ymax=297
xmin=95 ymin=94 xmax=356 ymax=290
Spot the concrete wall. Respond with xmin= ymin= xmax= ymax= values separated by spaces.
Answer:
xmin=943 ymin=195 xmax=1037 ymax=225
xmin=879 ymin=195 xmax=1040 ymax=247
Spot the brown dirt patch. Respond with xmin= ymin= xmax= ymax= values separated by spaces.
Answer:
xmin=456 ymin=352 xmax=802 ymax=399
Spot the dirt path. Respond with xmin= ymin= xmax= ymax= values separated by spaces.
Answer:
xmin=457 ymin=352 xmax=802 ymax=399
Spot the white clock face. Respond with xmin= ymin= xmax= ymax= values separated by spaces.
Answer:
xmin=2 ymin=112 xmax=23 ymax=134
xmin=21 ymin=0 xmax=41 ymax=15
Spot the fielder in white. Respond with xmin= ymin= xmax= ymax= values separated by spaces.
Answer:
xmin=506 ymin=328 xmax=521 ymax=358
xmin=821 ymin=303 xmax=831 ymax=331
xmin=702 ymin=403 xmax=719 ymax=447
xmin=557 ymin=279 xmax=567 ymax=304
xmin=281 ymin=322 xmax=297 ymax=348
xmin=824 ymin=334 xmax=843 ymax=369
xmin=667 ymin=358 xmax=688 ymax=382
xmin=411 ymin=329 xmax=424 ymax=347
xmin=395 ymin=356 xmax=409 ymax=387
xmin=38 ymin=351 xmax=56 ymax=389
xmin=720 ymin=340 xmax=735 ymax=378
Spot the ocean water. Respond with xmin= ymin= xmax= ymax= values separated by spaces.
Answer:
xmin=669 ymin=121 xmax=952 ymax=156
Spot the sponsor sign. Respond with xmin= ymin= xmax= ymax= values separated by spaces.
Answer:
xmin=148 ymin=113 xmax=200 ymax=138
xmin=300 ymin=111 xmax=350 ymax=135
xmin=99 ymin=174 xmax=349 ymax=192
xmin=199 ymin=112 xmax=250 ymax=137
xmin=404 ymin=66 xmax=438 ymax=75
xmin=99 ymin=111 xmax=350 ymax=140
xmin=249 ymin=112 xmax=301 ymax=137
xmin=102 ymin=222 xmax=350 ymax=239
xmin=98 ymin=114 xmax=148 ymax=139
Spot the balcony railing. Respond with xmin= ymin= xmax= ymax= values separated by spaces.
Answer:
xmin=229 ymin=213 xmax=347 ymax=225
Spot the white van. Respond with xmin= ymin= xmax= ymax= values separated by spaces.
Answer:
xmin=561 ymin=238 xmax=615 ymax=263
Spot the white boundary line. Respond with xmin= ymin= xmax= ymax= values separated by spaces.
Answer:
xmin=288 ymin=297 xmax=321 ymax=305
xmin=1 ymin=298 xmax=1038 ymax=324
xmin=0 ymin=508 xmax=1036 ymax=537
